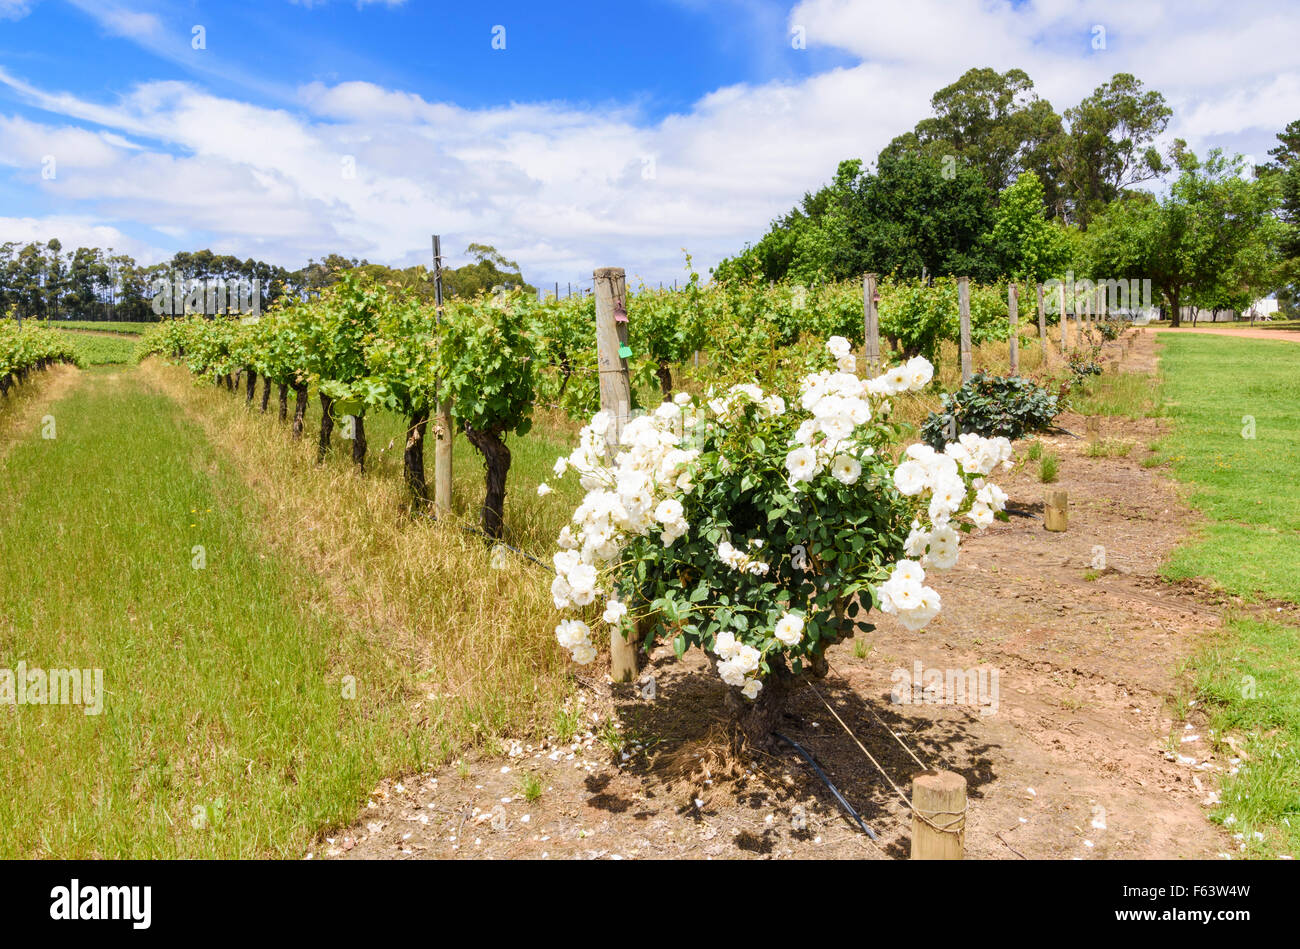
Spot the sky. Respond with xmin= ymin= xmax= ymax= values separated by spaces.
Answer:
xmin=0 ymin=0 xmax=1297 ymax=287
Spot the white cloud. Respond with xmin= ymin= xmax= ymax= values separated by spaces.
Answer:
xmin=1 ymin=0 xmax=1298 ymax=283
xmin=0 ymin=0 xmax=34 ymax=21
xmin=0 ymin=216 xmax=167 ymax=262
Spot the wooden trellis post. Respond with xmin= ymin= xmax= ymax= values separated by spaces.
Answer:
xmin=958 ymin=276 xmax=972 ymax=383
xmin=1008 ymin=284 xmax=1019 ymax=376
xmin=1036 ymin=283 xmax=1047 ymax=347
xmin=1059 ymin=282 xmax=1068 ymax=352
xmin=594 ymin=266 xmax=638 ymax=683
xmin=432 ymin=235 xmax=453 ymax=516
xmin=863 ymin=273 xmax=881 ymax=373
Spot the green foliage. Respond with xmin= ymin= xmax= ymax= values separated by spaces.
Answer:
xmin=983 ymin=171 xmax=1071 ymax=280
xmin=438 ymin=293 xmax=537 ymax=441
xmin=922 ymin=371 xmax=1059 ymax=447
xmin=1083 ymin=149 xmax=1282 ymax=324
xmin=877 ymin=277 xmax=1015 ymax=366
xmin=0 ymin=319 xmax=81 ymax=378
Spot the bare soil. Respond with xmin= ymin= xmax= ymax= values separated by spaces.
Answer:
xmin=1148 ymin=326 xmax=1300 ymax=343
xmin=315 ymin=330 xmax=1236 ymax=861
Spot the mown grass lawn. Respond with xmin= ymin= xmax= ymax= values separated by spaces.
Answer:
xmin=1157 ymin=334 xmax=1300 ymax=859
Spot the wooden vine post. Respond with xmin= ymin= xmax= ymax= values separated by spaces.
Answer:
xmin=1044 ymin=489 xmax=1069 ymax=532
xmin=1036 ymin=283 xmax=1047 ymax=346
xmin=911 ymin=770 xmax=967 ymax=859
xmin=594 ymin=266 xmax=638 ymax=683
xmin=1008 ymin=283 xmax=1019 ymax=376
xmin=432 ymin=235 xmax=454 ymax=517
xmin=863 ymin=273 xmax=881 ymax=374
xmin=958 ymin=276 xmax=972 ymax=383
xmin=1059 ymin=281 xmax=1068 ymax=352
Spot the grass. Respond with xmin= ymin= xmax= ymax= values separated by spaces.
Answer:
xmin=1157 ymin=335 xmax=1300 ymax=601
xmin=517 ymin=772 xmax=544 ymax=802
xmin=1155 ymin=334 xmax=1300 ymax=858
xmin=1038 ymin=452 xmax=1059 ymax=483
xmin=0 ymin=367 xmax=430 ymax=857
xmin=138 ymin=358 xmax=577 ymax=749
xmin=54 ymin=329 xmax=138 ymax=365
xmin=42 ymin=319 xmax=157 ymax=335
xmin=0 ymin=356 xmax=583 ymax=856
xmin=1189 ymin=615 xmax=1300 ymax=858
xmin=1156 ymin=318 xmax=1300 ymax=333
xmin=1084 ymin=437 xmax=1134 ymax=458
xmin=1069 ymin=369 xmax=1160 ymax=418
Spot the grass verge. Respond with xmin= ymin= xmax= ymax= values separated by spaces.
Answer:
xmin=1157 ymin=334 xmax=1300 ymax=859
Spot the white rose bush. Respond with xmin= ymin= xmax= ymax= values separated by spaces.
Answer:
xmin=549 ymin=336 xmax=1014 ymax=744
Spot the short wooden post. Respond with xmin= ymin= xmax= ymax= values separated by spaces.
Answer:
xmin=863 ymin=273 xmax=881 ymax=374
xmin=910 ymin=770 xmax=966 ymax=860
xmin=595 ymin=266 xmax=638 ymax=683
xmin=958 ymin=276 xmax=972 ymax=383
xmin=1008 ymin=283 xmax=1019 ymax=376
xmin=1044 ymin=489 xmax=1068 ymax=532
xmin=1086 ymin=416 xmax=1100 ymax=443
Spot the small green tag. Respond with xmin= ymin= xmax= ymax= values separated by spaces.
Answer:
xmin=618 ymin=344 xmax=632 ymax=359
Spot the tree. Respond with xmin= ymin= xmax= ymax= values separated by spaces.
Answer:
xmin=882 ymin=67 xmax=1065 ymax=204
xmin=717 ymin=153 xmax=995 ymax=283
xmin=981 ymin=171 xmax=1071 ymax=281
xmin=1058 ymin=73 xmax=1172 ymax=225
xmin=1084 ymin=150 xmax=1282 ymax=326
xmin=443 ymin=244 xmax=535 ymax=298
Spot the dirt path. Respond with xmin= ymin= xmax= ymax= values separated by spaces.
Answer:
xmin=1147 ymin=326 xmax=1300 ymax=343
xmin=316 ymin=330 xmax=1235 ymax=861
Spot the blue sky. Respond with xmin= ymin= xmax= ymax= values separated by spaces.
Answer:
xmin=1 ymin=0 xmax=1297 ymax=285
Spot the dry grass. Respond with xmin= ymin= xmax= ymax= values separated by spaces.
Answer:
xmin=0 ymin=364 xmax=80 ymax=458
xmin=138 ymin=359 xmax=573 ymax=761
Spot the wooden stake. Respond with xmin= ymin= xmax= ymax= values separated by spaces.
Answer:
xmin=1008 ymin=283 xmax=1019 ymax=376
xmin=911 ymin=770 xmax=966 ymax=860
xmin=432 ymin=235 xmax=453 ymax=517
xmin=1086 ymin=416 xmax=1100 ymax=443
xmin=1059 ymin=282 xmax=1068 ymax=352
xmin=1044 ymin=489 xmax=1068 ymax=532
xmin=863 ymin=273 xmax=880 ymax=373
xmin=1036 ymin=282 xmax=1047 ymax=347
xmin=958 ymin=276 xmax=972 ymax=383
xmin=595 ymin=266 xmax=638 ymax=684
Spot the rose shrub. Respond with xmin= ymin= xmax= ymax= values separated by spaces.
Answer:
xmin=548 ymin=336 xmax=1014 ymax=742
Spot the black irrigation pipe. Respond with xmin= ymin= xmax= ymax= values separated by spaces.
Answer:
xmin=1047 ymin=426 xmax=1082 ymax=440
xmin=773 ymin=731 xmax=879 ymax=841
xmin=1004 ymin=505 xmax=1043 ymax=521
xmin=458 ymin=523 xmax=555 ymax=572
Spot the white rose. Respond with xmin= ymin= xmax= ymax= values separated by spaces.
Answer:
xmin=785 ymin=446 xmax=818 ymax=483
xmin=602 ymin=599 xmax=628 ymax=625
xmin=831 ymin=454 xmax=862 ymax=485
xmin=826 ymin=336 xmax=852 ymax=359
xmin=774 ymin=613 xmax=804 ymax=646
xmin=893 ymin=460 xmax=929 ymax=496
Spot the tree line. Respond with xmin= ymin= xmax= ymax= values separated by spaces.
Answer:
xmin=717 ymin=69 xmax=1299 ymax=326
xmin=0 ymin=242 xmax=534 ymax=323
